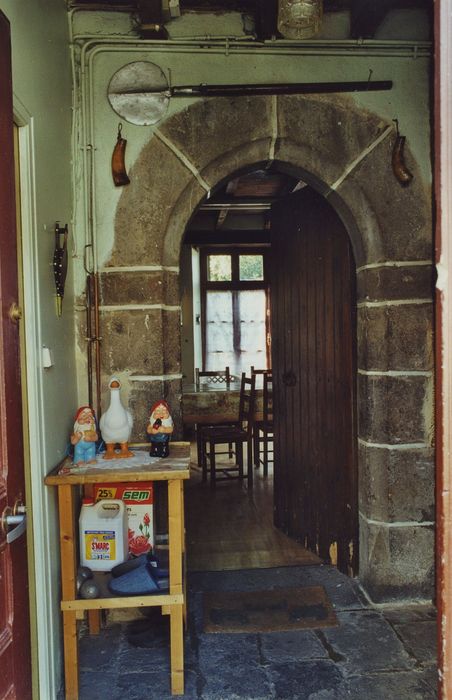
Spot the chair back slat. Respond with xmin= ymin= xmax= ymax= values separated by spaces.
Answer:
xmin=238 ymin=372 xmax=256 ymax=437
xmin=263 ymin=372 xmax=273 ymax=423
xmin=195 ymin=366 xmax=231 ymax=388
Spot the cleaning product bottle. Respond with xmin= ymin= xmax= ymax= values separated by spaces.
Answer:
xmin=79 ymin=498 xmax=128 ymax=572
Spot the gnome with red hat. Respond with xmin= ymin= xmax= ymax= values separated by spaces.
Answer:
xmin=71 ymin=406 xmax=98 ymax=465
xmin=147 ymin=400 xmax=174 ymax=458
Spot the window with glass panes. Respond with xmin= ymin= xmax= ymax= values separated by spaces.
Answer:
xmin=200 ymin=248 xmax=270 ymax=378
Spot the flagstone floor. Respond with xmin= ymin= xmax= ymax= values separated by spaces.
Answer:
xmin=76 ymin=563 xmax=437 ymax=700
xmin=74 ymin=454 xmax=437 ymax=700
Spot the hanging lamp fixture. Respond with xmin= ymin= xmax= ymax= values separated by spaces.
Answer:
xmin=277 ymin=0 xmax=323 ymax=39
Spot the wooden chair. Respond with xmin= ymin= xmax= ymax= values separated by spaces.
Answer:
xmin=194 ymin=367 xmax=232 ymax=466
xmin=195 ymin=366 xmax=231 ymax=389
xmin=252 ymin=371 xmax=273 ymax=476
xmin=199 ymin=372 xmax=255 ymax=488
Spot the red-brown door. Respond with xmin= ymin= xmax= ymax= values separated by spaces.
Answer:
xmin=0 ymin=11 xmax=32 ymax=700
xmin=270 ymin=186 xmax=358 ymax=576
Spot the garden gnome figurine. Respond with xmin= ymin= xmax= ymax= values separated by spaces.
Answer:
xmin=147 ymin=400 xmax=174 ymax=458
xmin=71 ymin=406 xmax=98 ymax=466
xmin=100 ymin=377 xmax=134 ymax=459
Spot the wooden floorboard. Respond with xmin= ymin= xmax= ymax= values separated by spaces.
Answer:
xmin=185 ymin=451 xmax=321 ymax=572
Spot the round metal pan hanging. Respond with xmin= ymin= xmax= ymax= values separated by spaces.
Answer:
xmin=107 ymin=61 xmax=170 ymax=126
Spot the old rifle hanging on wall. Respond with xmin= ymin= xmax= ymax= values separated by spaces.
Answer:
xmin=107 ymin=60 xmax=393 ymax=127
xmin=166 ymin=79 xmax=392 ymax=98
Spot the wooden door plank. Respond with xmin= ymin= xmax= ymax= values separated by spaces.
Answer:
xmin=270 ymin=187 xmax=358 ymax=575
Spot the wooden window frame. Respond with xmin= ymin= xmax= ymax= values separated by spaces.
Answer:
xmin=199 ymin=246 xmax=271 ymax=371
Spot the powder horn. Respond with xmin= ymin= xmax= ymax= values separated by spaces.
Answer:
xmin=112 ymin=123 xmax=130 ymax=187
xmin=392 ymin=119 xmax=413 ymax=186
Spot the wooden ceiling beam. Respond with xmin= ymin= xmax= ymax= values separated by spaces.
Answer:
xmin=180 ymin=0 xmax=351 ymax=9
xmin=69 ymin=0 xmax=432 ymax=39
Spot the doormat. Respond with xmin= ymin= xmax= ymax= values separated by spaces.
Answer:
xmin=203 ymin=586 xmax=338 ymax=633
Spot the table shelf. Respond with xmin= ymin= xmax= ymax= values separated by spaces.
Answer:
xmin=45 ymin=444 xmax=190 ymax=700
xmin=61 ymin=593 xmax=184 ymax=611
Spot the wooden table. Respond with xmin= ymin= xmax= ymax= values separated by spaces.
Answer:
xmin=45 ymin=443 xmax=190 ymax=699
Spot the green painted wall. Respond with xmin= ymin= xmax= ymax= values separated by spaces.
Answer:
xmin=0 ymin=2 xmax=433 ymax=693
xmin=72 ymin=43 xmax=431 ymax=291
xmin=0 ymin=1 xmax=76 ymax=697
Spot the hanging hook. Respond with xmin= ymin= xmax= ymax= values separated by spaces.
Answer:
xmin=392 ymin=118 xmax=400 ymax=136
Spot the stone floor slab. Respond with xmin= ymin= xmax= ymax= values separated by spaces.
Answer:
xmin=260 ymin=630 xmax=328 ymax=663
xmin=382 ymin=606 xmax=437 ymax=625
xmin=74 ymin=567 xmax=436 ymax=700
xmin=342 ymin=672 xmax=437 ymax=699
xmin=78 ymin=672 xmax=121 ymax=700
xmin=112 ymin=669 xmax=199 ymax=700
xmin=200 ymin=661 xmax=273 ymax=700
xmin=321 ymin=610 xmax=414 ymax=673
xmin=390 ymin=620 xmax=437 ymax=663
xmin=421 ymin=664 xmax=439 ymax=693
xmin=79 ymin=624 xmax=122 ymax=672
xmin=267 ymin=659 xmax=346 ymax=699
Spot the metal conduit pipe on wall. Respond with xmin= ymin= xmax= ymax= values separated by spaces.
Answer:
xmin=70 ymin=27 xmax=431 ymax=410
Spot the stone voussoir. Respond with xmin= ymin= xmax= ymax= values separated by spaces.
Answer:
xmin=110 ymin=137 xmax=196 ymax=267
xmin=158 ymin=95 xmax=275 ymax=173
xmin=335 ymin=135 xmax=432 ymax=264
xmin=276 ymin=94 xmax=389 ymax=187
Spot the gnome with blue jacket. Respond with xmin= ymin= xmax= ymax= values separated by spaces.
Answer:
xmin=147 ymin=400 xmax=173 ymax=458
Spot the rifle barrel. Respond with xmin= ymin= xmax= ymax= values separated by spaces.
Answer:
xmin=171 ymin=80 xmax=392 ymax=97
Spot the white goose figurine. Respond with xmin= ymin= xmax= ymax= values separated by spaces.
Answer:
xmin=100 ymin=377 xmax=134 ymax=459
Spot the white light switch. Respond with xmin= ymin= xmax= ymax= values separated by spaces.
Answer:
xmin=42 ymin=346 xmax=53 ymax=369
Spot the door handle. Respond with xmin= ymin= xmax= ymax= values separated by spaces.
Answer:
xmin=8 ymin=302 xmax=23 ymax=323
xmin=1 ymin=502 xmax=27 ymax=544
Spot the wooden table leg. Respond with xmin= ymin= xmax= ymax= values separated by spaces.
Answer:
xmin=58 ymin=484 xmax=79 ymax=700
xmin=88 ymin=609 xmax=101 ymax=635
xmin=168 ymin=480 xmax=184 ymax=695
xmin=63 ymin=611 xmax=79 ymax=700
xmin=170 ymin=604 xmax=184 ymax=695
xmin=179 ymin=483 xmax=187 ymax=627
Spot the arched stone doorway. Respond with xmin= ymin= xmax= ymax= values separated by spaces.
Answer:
xmin=99 ymin=94 xmax=434 ymax=602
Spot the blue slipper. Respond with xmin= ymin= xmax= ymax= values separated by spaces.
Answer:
xmin=108 ymin=562 xmax=169 ymax=596
xmin=111 ymin=553 xmax=168 ymax=579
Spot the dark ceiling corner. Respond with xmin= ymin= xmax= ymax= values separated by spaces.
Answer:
xmin=254 ymin=0 xmax=279 ymax=40
xmin=350 ymin=0 xmax=431 ymax=39
xmin=137 ymin=0 xmax=169 ymax=38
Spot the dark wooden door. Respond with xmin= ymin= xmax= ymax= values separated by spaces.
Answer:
xmin=0 ymin=11 xmax=32 ymax=700
xmin=270 ymin=187 xmax=358 ymax=576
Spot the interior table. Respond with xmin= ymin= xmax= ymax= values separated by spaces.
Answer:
xmin=45 ymin=443 xmax=190 ymax=699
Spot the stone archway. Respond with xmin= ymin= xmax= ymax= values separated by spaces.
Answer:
xmin=99 ymin=94 xmax=434 ymax=602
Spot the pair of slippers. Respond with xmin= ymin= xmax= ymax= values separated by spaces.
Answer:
xmin=108 ymin=553 xmax=169 ymax=596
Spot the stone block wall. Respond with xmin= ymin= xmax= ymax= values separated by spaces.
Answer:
xmin=93 ymin=93 xmax=433 ymax=602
